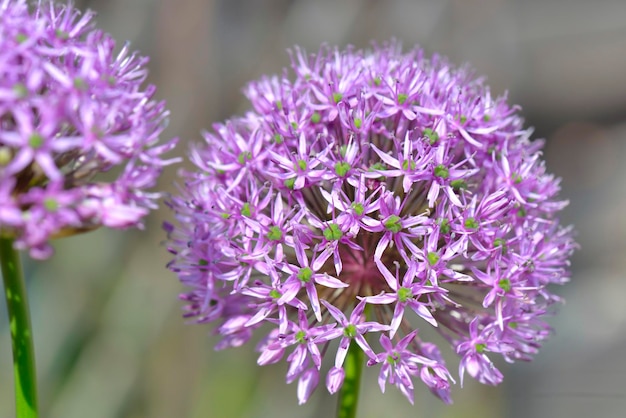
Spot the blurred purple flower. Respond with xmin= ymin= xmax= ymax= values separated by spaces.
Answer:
xmin=0 ymin=0 xmax=177 ymax=258
xmin=165 ymin=41 xmax=576 ymax=404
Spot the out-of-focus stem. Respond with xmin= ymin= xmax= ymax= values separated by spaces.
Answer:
xmin=1 ymin=237 xmax=38 ymax=418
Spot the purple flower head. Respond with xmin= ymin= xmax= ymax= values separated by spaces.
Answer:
xmin=0 ymin=0 xmax=177 ymax=258
xmin=165 ymin=41 xmax=576 ymax=403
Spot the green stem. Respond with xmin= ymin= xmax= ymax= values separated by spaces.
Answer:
xmin=1 ymin=237 xmax=38 ymax=418
xmin=336 ymin=342 xmax=364 ymax=418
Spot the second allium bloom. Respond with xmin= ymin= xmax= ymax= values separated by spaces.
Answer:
xmin=0 ymin=1 xmax=177 ymax=258
xmin=166 ymin=42 xmax=575 ymax=404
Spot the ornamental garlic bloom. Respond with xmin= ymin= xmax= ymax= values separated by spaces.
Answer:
xmin=0 ymin=0 xmax=177 ymax=258
xmin=165 ymin=42 xmax=575 ymax=404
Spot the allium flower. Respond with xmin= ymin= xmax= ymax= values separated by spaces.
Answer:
xmin=165 ymin=41 xmax=576 ymax=404
xmin=0 ymin=0 xmax=177 ymax=258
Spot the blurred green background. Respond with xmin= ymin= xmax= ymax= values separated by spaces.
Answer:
xmin=2 ymin=0 xmax=626 ymax=417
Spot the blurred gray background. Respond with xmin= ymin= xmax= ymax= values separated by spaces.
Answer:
xmin=2 ymin=0 xmax=626 ymax=417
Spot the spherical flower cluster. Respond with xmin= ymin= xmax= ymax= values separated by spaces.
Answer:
xmin=0 ymin=0 xmax=177 ymax=258
xmin=165 ymin=42 xmax=575 ymax=404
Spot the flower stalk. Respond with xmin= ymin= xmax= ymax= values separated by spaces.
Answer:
xmin=1 ymin=237 xmax=38 ymax=418
xmin=336 ymin=341 xmax=364 ymax=418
